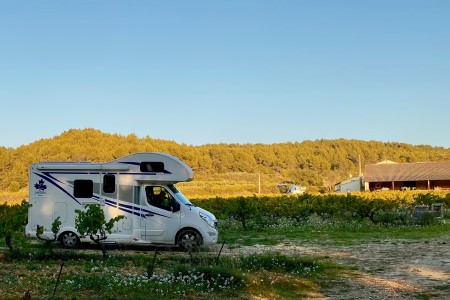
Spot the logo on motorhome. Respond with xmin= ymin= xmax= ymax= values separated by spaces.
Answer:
xmin=34 ymin=179 xmax=47 ymax=195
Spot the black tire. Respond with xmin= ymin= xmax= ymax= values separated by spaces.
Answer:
xmin=176 ymin=229 xmax=203 ymax=251
xmin=59 ymin=231 xmax=80 ymax=248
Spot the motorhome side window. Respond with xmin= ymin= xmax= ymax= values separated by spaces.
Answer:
xmin=73 ymin=180 xmax=94 ymax=198
xmin=103 ymin=174 xmax=116 ymax=193
xmin=140 ymin=162 xmax=164 ymax=172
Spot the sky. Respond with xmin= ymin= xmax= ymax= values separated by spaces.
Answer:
xmin=1 ymin=1 xmax=449 ymax=149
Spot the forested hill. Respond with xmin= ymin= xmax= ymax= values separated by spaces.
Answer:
xmin=1 ymin=128 xmax=450 ymax=191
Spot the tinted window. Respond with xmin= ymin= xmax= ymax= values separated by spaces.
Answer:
xmin=74 ymin=180 xmax=93 ymax=198
xmin=103 ymin=174 xmax=116 ymax=193
xmin=140 ymin=162 xmax=164 ymax=172
xmin=145 ymin=186 xmax=174 ymax=211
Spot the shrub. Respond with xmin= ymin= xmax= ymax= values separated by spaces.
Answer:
xmin=0 ymin=200 xmax=29 ymax=255
xmin=8 ymin=181 xmax=20 ymax=193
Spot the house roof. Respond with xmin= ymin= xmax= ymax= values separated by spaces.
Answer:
xmin=364 ymin=161 xmax=450 ymax=182
xmin=334 ymin=176 xmax=362 ymax=187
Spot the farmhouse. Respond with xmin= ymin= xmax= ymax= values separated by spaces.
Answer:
xmin=363 ymin=160 xmax=450 ymax=191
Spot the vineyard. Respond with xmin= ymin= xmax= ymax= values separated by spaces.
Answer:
xmin=1 ymin=192 xmax=449 ymax=299
xmin=192 ymin=191 xmax=450 ymax=229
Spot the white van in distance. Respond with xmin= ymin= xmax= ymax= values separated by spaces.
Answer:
xmin=25 ymin=152 xmax=218 ymax=249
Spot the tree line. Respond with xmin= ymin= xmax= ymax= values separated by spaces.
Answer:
xmin=1 ymin=128 xmax=450 ymax=192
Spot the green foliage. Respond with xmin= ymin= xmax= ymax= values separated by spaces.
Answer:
xmin=0 ymin=200 xmax=29 ymax=253
xmin=36 ymin=217 xmax=61 ymax=237
xmin=414 ymin=193 xmax=449 ymax=206
xmin=219 ymin=217 xmax=450 ymax=247
xmin=8 ymin=181 xmax=20 ymax=192
xmin=52 ymin=216 xmax=62 ymax=236
xmin=0 ymin=200 xmax=29 ymax=237
xmin=75 ymin=204 xmax=125 ymax=242
xmin=2 ymin=128 xmax=450 ymax=194
xmin=0 ymin=248 xmax=343 ymax=299
xmin=36 ymin=216 xmax=61 ymax=246
xmin=238 ymin=254 xmax=323 ymax=276
xmin=75 ymin=204 xmax=125 ymax=259
xmin=171 ymin=264 xmax=246 ymax=291
xmin=36 ymin=217 xmax=62 ymax=257
xmin=225 ymin=196 xmax=257 ymax=229
xmin=193 ymin=192 xmax=449 ymax=229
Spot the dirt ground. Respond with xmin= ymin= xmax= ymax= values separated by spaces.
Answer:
xmin=219 ymin=237 xmax=450 ymax=299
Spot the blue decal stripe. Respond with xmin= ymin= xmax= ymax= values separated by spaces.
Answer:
xmin=34 ymin=173 xmax=81 ymax=205
xmin=118 ymin=172 xmax=156 ymax=175
xmin=118 ymin=207 xmax=144 ymax=217
xmin=105 ymin=199 xmax=116 ymax=206
xmin=43 ymin=165 xmax=173 ymax=175
xmin=104 ymin=199 xmax=170 ymax=219
xmin=42 ymin=172 xmax=65 ymax=184
xmin=105 ymin=201 xmax=146 ymax=218
xmin=141 ymin=207 xmax=169 ymax=218
xmin=52 ymin=172 xmax=89 ymax=174
xmin=120 ymin=162 xmax=140 ymax=166
xmin=117 ymin=172 xmax=172 ymax=175
xmin=105 ymin=202 xmax=116 ymax=208
xmin=118 ymin=203 xmax=134 ymax=210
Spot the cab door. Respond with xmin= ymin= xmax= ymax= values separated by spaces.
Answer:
xmin=140 ymin=185 xmax=181 ymax=243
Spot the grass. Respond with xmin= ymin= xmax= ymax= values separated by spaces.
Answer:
xmin=0 ymin=244 xmax=344 ymax=299
xmin=0 ymin=190 xmax=27 ymax=205
xmin=219 ymin=217 xmax=450 ymax=247
xmin=3 ymin=219 xmax=448 ymax=299
xmin=1 ymin=221 xmax=448 ymax=299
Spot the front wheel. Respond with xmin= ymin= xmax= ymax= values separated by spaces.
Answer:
xmin=59 ymin=231 xmax=80 ymax=248
xmin=176 ymin=229 xmax=203 ymax=251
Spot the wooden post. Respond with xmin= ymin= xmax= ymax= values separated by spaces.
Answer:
xmin=258 ymin=173 xmax=261 ymax=194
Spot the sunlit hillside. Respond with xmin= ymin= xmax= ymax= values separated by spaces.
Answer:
xmin=1 ymin=128 xmax=450 ymax=202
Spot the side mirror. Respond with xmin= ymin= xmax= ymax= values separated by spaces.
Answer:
xmin=172 ymin=202 xmax=181 ymax=213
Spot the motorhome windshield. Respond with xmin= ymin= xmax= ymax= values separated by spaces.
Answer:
xmin=167 ymin=184 xmax=193 ymax=206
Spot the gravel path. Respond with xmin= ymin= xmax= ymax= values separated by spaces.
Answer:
xmin=219 ymin=238 xmax=450 ymax=299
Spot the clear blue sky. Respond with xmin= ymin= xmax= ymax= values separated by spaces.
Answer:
xmin=1 ymin=1 xmax=449 ymax=148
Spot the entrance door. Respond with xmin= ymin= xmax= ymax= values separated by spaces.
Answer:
xmin=140 ymin=185 xmax=180 ymax=243
xmin=30 ymin=196 xmax=53 ymax=232
xmin=100 ymin=173 xmax=132 ymax=236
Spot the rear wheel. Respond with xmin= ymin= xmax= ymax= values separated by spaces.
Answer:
xmin=59 ymin=231 xmax=80 ymax=248
xmin=176 ymin=229 xmax=203 ymax=251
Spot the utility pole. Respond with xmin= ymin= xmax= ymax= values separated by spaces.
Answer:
xmin=258 ymin=173 xmax=261 ymax=194
xmin=358 ymin=155 xmax=362 ymax=176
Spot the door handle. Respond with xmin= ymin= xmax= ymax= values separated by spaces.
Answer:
xmin=145 ymin=213 xmax=154 ymax=217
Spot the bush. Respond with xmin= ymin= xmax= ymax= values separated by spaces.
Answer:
xmin=0 ymin=200 xmax=29 ymax=255
xmin=8 ymin=181 xmax=20 ymax=193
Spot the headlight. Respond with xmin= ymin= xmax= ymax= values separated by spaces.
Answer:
xmin=199 ymin=212 xmax=216 ymax=229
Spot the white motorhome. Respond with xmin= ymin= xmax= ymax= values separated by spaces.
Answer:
xmin=25 ymin=152 xmax=218 ymax=249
